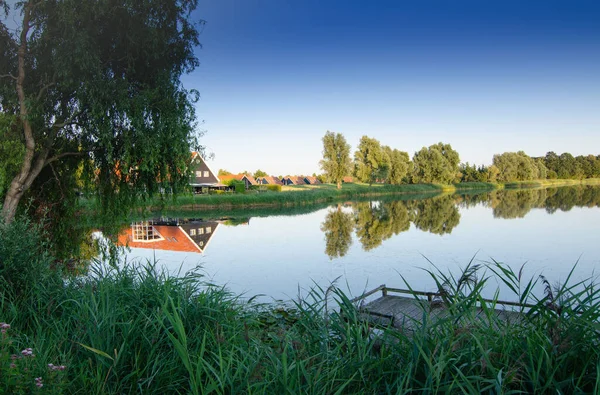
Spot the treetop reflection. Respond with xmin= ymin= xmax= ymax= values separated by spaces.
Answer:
xmin=322 ymin=185 xmax=600 ymax=258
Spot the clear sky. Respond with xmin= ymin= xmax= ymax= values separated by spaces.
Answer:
xmin=183 ymin=0 xmax=600 ymax=176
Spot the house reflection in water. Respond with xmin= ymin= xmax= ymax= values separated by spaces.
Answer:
xmin=118 ymin=219 xmax=222 ymax=254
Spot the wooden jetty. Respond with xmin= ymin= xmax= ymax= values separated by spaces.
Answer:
xmin=351 ymin=285 xmax=531 ymax=331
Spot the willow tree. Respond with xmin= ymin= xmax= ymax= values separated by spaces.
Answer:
xmin=412 ymin=142 xmax=460 ymax=185
xmin=354 ymin=136 xmax=387 ymax=185
xmin=320 ymin=205 xmax=354 ymax=259
xmin=319 ymin=131 xmax=352 ymax=189
xmin=0 ymin=0 xmax=202 ymax=223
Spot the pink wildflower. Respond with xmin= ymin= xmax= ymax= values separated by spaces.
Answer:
xmin=0 ymin=322 xmax=10 ymax=329
xmin=35 ymin=377 xmax=43 ymax=388
xmin=48 ymin=363 xmax=66 ymax=371
xmin=10 ymin=354 xmax=19 ymax=360
xmin=10 ymin=363 xmax=16 ymax=369
xmin=21 ymin=348 xmax=34 ymax=357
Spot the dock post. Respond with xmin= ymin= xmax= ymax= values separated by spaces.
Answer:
xmin=382 ymin=286 xmax=387 ymax=297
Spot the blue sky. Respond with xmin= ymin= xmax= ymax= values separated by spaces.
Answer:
xmin=183 ymin=0 xmax=600 ymax=176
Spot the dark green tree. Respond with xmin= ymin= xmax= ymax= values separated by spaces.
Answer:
xmin=0 ymin=0 xmax=202 ymax=224
xmin=409 ymin=195 xmax=461 ymax=235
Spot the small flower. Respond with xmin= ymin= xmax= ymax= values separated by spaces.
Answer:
xmin=21 ymin=348 xmax=34 ymax=357
xmin=10 ymin=354 xmax=18 ymax=360
xmin=9 ymin=363 xmax=16 ymax=369
xmin=0 ymin=322 xmax=10 ymax=329
xmin=48 ymin=363 xmax=66 ymax=371
xmin=35 ymin=377 xmax=43 ymax=388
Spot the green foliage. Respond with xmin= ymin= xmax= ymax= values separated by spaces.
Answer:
xmin=218 ymin=169 xmax=232 ymax=176
xmin=408 ymin=195 xmax=461 ymax=235
xmin=544 ymin=151 xmax=600 ymax=180
xmin=321 ymin=205 xmax=354 ymax=259
xmin=266 ymin=184 xmax=282 ymax=192
xmin=0 ymin=0 xmax=203 ymax=226
xmin=253 ymin=169 xmax=268 ymax=178
xmin=0 ymin=113 xmax=24 ymax=199
xmin=353 ymin=136 xmax=387 ymax=185
xmin=319 ymin=131 xmax=352 ymax=188
xmin=385 ymin=146 xmax=410 ymax=185
xmin=0 ymin=217 xmax=56 ymax=300
xmin=493 ymin=151 xmax=542 ymax=182
xmin=3 ymin=253 xmax=600 ymax=392
xmin=412 ymin=142 xmax=460 ymax=184
xmin=232 ymin=180 xmax=245 ymax=193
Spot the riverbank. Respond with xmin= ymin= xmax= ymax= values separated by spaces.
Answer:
xmin=1 ymin=226 xmax=598 ymax=394
xmin=78 ymin=178 xmax=600 ymax=215
xmin=146 ymin=178 xmax=600 ymax=212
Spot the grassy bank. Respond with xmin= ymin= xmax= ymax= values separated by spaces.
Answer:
xmin=78 ymin=179 xmax=600 ymax=216
xmin=1 ymin=218 xmax=599 ymax=393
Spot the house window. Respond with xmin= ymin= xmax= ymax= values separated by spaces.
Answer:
xmin=198 ymin=228 xmax=204 ymax=235
xmin=132 ymin=222 xmax=162 ymax=241
xmin=203 ymin=171 xmax=209 ymax=177
xmin=190 ymin=229 xmax=196 ymax=236
xmin=195 ymin=171 xmax=202 ymax=177
xmin=206 ymin=227 xmax=211 ymax=233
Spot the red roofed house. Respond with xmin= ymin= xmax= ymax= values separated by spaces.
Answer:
xmin=190 ymin=152 xmax=228 ymax=193
xmin=256 ymin=176 xmax=283 ymax=186
xmin=219 ymin=174 xmax=258 ymax=189
xmin=304 ymin=176 xmax=321 ymax=185
xmin=342 ymin=176 xmax=354 ymax=183
xmin=118 ymin=220 xmax=220 ymax=254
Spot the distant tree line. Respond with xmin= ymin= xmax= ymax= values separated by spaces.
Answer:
xmin=319 ymin=131 xmax=600 ymax=186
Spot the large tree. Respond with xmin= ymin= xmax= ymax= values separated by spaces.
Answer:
xmin=412 ymin=142 xmax=460 ymax=184
xmin=0 ymin=0 xmax=202 ymax=223
xmin=354 ymin=136 xmax=386 ymax=185
xmin=319 ymin=131 xmax=352 ymax=189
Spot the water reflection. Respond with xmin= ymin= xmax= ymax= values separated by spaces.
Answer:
xmin=408 ymin=195 xmax=460 ymax=235
xmin=320 ymin=205 xmax=354 ymax=259
xmin=118 ymin=218 xmax=222 ymax=253
xmin=117 ymin=186 xmax=600 ymax=260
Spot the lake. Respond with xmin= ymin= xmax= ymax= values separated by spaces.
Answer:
xmin=115 ymin=185 xmax=600 ymax=303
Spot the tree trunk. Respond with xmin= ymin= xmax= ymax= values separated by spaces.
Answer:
xmin=337 ymin=180 xmax=341 ymax=189
xmin=1 ymin=1 xmax=36 ymax=225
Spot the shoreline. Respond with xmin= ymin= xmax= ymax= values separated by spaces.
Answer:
xmin=80 ymin=178 xmax=600 ymax=215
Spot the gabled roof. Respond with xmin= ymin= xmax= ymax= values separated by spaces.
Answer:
xmin=241 ymin=174 xmax=258 ymax=185
xmin=118 ymin=225 xmax=202 ymax=253
xmin=219 ymin=173 xmax=258 ymax=185
xmin=259 ymin=176 xmax=283 ymax=185
xmin=190 ymin=152 xmax=219 ymax=184
xmin=304 ymin=176 xmax=321 ymax=184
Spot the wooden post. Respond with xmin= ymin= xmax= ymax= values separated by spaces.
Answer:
xmin=382 ymin=286 xmax=388 ymax=297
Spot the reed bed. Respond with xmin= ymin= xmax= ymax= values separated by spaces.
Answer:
xmin=1 ymin=220 xmax=600 ymax=393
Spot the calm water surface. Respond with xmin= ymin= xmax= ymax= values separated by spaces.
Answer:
xmin=118 ymin=186 xmax=600 ymax=302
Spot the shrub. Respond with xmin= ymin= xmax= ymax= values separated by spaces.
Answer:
xmin=0 ymin=217 xmax=55 ymax=299
xmin=266 ymin=184 xmax=282 ymax=192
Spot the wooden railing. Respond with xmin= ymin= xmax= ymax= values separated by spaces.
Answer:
xmin=350 ymin=284 xmax=536 ymax=308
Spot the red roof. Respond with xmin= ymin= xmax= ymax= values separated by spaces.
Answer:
xmin=342 ymin=176 xmax=354 ymax=183
xmin=118 ymin=225 xmax=202 ymax=253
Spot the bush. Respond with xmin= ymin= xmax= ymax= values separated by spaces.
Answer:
xmin=0 ymin=217 xmax=55 ymax=300
xmin=266 ymin=184 xmax=282 ymax=192
xmin=232 ymin=180 xmax=245 ymax=194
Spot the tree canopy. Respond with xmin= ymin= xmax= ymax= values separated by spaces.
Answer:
xmin=0 ymin=0 xmax=203 ymax=223
xmin=354 ymin=136 xmax=387 ymax=185
xmin=319 ymin=131 xmax=352 ymax=189
xmin=412 ymin=142 xmax=460 ymax=184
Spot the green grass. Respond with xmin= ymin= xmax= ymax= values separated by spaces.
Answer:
xmin=2 ymin=217 xmax=600 ymax=393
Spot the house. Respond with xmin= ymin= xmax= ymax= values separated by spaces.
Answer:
xmin=189 ymin=152 xmax=227 ymax=193
xmin=117 ymin=220 xmax=220 ymax=254
xmin=281 ymin=176 xmax=308 ymax=185
xmin=304 ymin=176 xmax=321 ymax=185
xmin=342 ymin=176 xmax=354 ymax=183
xmin=219 ymin=174 xmax=258 ymax=189
xmin=257 ymin=176 xmax=283 ymax=185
